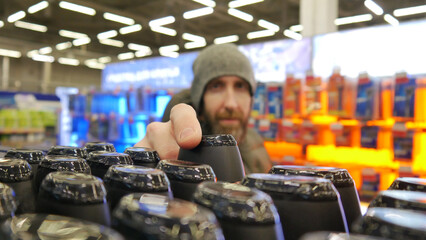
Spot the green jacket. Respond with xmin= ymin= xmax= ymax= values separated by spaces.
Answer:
xmin=161 ymin=89 xmax=272 ymax=174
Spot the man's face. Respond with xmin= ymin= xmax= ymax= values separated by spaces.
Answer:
xmin=200 ymin=76 xmax=252 ymax=143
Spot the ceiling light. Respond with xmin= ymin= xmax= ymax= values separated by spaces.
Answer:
xmin=150 ymin=26 xmax=177 ymax=36
xmin=59 ymin=1 xmax=96 ymax=16
xmin=84 ymin=59 xmax=105 ymax=69
xmin=103 ymin=12 xmax=135 ymax=25
xmin=384 ymin=14 xmax=399 ymax=26
xmin=0 ymin=49 xmax=21 ymax=58
xmin=14 ymin=21 xmax=47 ymax=32
xmin=59 ymin=30 xmax=88 ymax=39
xmin=32 ymin=54 xmax=54 ymax=63
xmin=182 ymin=33 xmax=205 ymax=42
xmin=58 ymin=57 xmax=79 ymax=66
xmin=364 ymin=0 xmax=383 ymax=15
xmin=73 ymin=37 xmax=91 ymax=46
xmin=283 ymin=29 xmax=303 ymax=40
xmin=118 ymin=52 xmax=135 ymax=60
xmin=334 ymin=14 xmax=373 ymax=25
xmin=289 ymin=25 xmax=303 ymax=32
xmin=26 ymin=50 xmax=38 ymax=58
xmin=184 ymin=41 xmax=206 ymax=49
xmin=128 ymin=43 xmax=151 ymax=51
xmin=258 ymin=19 xmax=279 ymax=32
xmin=39 ymin=46 xmax=52 ymax=54
xmin=214 ymin=35 xmax=239 ymax=44
xmin=183 ymin=7 xmax=214 ymax=19
xmin=99 ymin=39 xmax=124 ymax=47
xmin=56 ymin=42 xmax=72 ymax=50
xmin=98 ymin=56 xmax=111 ymax=63
xmin=7 ymin=11 xmax=26 ymax=23
xmin=159 ymin=45 xmax=179 ymax=58
xmin=159 ymin=51 xmax=179 ymax=58
xmin=192 ymin=0 xmax=216 ymax=8
xmin=228 ymin=8 xmax=253 ymax=22
xmin=135 ymin=49 xmax=153 ymax=58
xmin=28 ymin=1 xmax=49 ymax=14
xmin=394 ymin=5 xmax=426 ymax=17
xmin=119 ymin=24 xmax=142 ymax=34
xmin=0 ymin=21 xmax=3 ymax=28
xmin=149 ymin=16 xmax=175 ymax=26
xmin=97 ymin=30 xmax=118 ymax=40
xmin=229 ymin=0 xmax=264 ymax=8
xmin=247 ymin=29 xmax=275 ymax=39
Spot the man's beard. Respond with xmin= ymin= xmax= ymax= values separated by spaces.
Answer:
xmin=200 ymin=109 xmax=248 ymax=143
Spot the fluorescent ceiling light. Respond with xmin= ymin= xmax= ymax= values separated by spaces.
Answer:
xmin=364 ymin=0 xmax=383 ymax=15
xmin=283 ymin=29 xmax=303 ymax=40
xmin=56 ymin=42 xmax=72 ymax=50
xmin=32 ymin=54 xmax=54 ymax=63
xmin=14 ymin=21 xmax=47 ymax=32
xmin=119 ymin=24 xmax=142 ymax=34
xmin=150 ymin=26 xmax=177 ymax=36
xmin=0 ymin=48 xmax=21 ymax=58
xmin=159 ymin=44 xmax=179 ymax=58
xmin=247 ymin=29 xmax=275 ymax=39
xmin=59 ymin=1 xmax=96 ymax=16
xmin=394 ymin=5 xmax=426 ymax=17
xmin=214 ymin=35 xmax=239 ymax=44
xmin=258 ymin=19 xmax=279 ymax=32
xmin=103 ymin=12 xmax=135 ymax=25
xmin=229 ymin=0 xmax=263 ymax=8
xmin=84 ymin=60 xmax=105 ymax=69
xmin=192 ymin=0 xmax=216 ymax=8
xmin=39 ymin=46 xmax=52 ymax=54
xmin=334 ymin=14 xmax=373 ymax=25
xmin=73 ymin=37 xmax=91 ymax=46
xmin=98 ymin=56 xmax=111 ymax=63
xmin=59 ymin=30 xmax=88 ymax=39
xmin=0 ymin=21 xmax=3 ymax=28
xmin=228 ymin=8 xmax=253 ymax=22
xmin=184 ymin=41 xmax=206 ymax=49
xmin=183 ymin=7 xmax=214 ymax=19
xmin=58 ymin=57 xmax=79 ymax=66
xmin=159 ymin=51 xmax=179 ymax=58
xmin=149 ymin=16 xmax=175 ymax=26
xmin=135 ymin=49 xmax=153 ymax=58
xmin=128 ymin=43 xmax=151 ymax=51
xmin=28 ymin=1 xmax=49 ymax=14
xmin=97 ymin=30 xmax=118 ymax=39
xmin=26 ymin=50 xmax=38 ymax=58
xmin=7 ymin=11 xmax=26 ymax=23
xmin=182 ymin=33 xmax=205 ymax=42
xmin=118 ymin=52 xmax=135 ymax=60
xmin=289 ymin=24 xmax=303 ymax=32
xmin=99 ymin=38 xmax=124 ymax=47
xmin=384 ymin=14 xmax=399 ymax=26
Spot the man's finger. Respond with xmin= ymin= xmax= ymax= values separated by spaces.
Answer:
xmin=170 ymin=103 xmax=202 ymax=149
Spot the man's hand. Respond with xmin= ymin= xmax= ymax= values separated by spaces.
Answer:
xmin=134 ymin=103 xmax=202 ymax=159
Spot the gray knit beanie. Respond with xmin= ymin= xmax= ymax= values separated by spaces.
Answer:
xmin=190 ymin=43 xmax=256 ymax=113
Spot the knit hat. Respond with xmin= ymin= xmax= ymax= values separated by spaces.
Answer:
xmin=190 ymin=43 xmax=256 ymax=113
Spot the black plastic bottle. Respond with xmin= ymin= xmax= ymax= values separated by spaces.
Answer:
xmin=124 ymin=146 xmax=161 ymax=168
xmin=87 ymin=151 xmax=133 ymax=178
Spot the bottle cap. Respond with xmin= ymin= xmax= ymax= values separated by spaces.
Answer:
xmin=47 ymin=145 xmax=87 ymax=159
xmin=157 ymin=159 xmax=216 ymax=183
xmin=0 ymin=158 xmax=32 ymax=182
xmin=388 ymin=177 xmax=426 ymax=192
xmin=124 ymin=147 xmax=160 ymax=165
xmin=84 ymin=142 xmax=116 ymax=154
xmin=198 ymin=134 xmax=237 ymax=147
xmin=40 ymin=155 xmax=91 ymax=173
xmin=5 ymin=149 xmax=44 ymax=164
xmin=87 ymin=151 xmax=133 ymax=169
xmin=368 ymin=190 xmax=426 ymax=212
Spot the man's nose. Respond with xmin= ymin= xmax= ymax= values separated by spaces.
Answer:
xmin=223 ymin=88 xmax=238 ymax=109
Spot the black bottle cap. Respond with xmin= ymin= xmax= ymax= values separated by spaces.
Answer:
xmin=353 ymin=207 xmax=426 ymax=239
xmin=193 ymin=181 xmax=279 ymax=224
xmin=0 ymin=158 xmax=32 ymax=182
xmin=368 ymin=190 xmax=426 ymax=212
xmin=104 ymin=165 xmax=170 ymax=192
xmin=242 ymin=173 xmax=339 ymax=201
xmin=156 ymin=159 xmax=216 ymax=183
xmin=270 ymin=165 xmax=355 ymax=187
xmin=113 ymin=193 xmax=223 ymax=239
xmin=300 ymin=231 xmax=388 ymax=240
xmin=4 ymin=149 xmax=44 ymax=164
xmin=124 ymin=147 xmax=160 ymax=165
xmin=40 ymin=155 xmax=91 ymax=173
xmin=388 ymin=177 xmax=426 ymax=192
xmin=40 ymin=172 xmax=106 ymax=204
xmin=87 ymin=151 xmax=133 ymax=169
xmin=0 ymin=213 xmax=123 ymax=239
xmin=84 ymin=142 xmax=116 ymax=154
xmin=47 ymin=145 xmax=87 ymax=159
xmin=198 ymin=134 xmax=237 ymax=147
xmin=0 ymin=183 xmax=16 ymax=219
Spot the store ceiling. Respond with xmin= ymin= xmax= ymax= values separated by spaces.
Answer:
xmin=0 ymin=0 xmax=425 ymax=68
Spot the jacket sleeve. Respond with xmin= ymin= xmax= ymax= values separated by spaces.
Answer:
xmin=238 ymin=128 xmax=272 ymax=174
